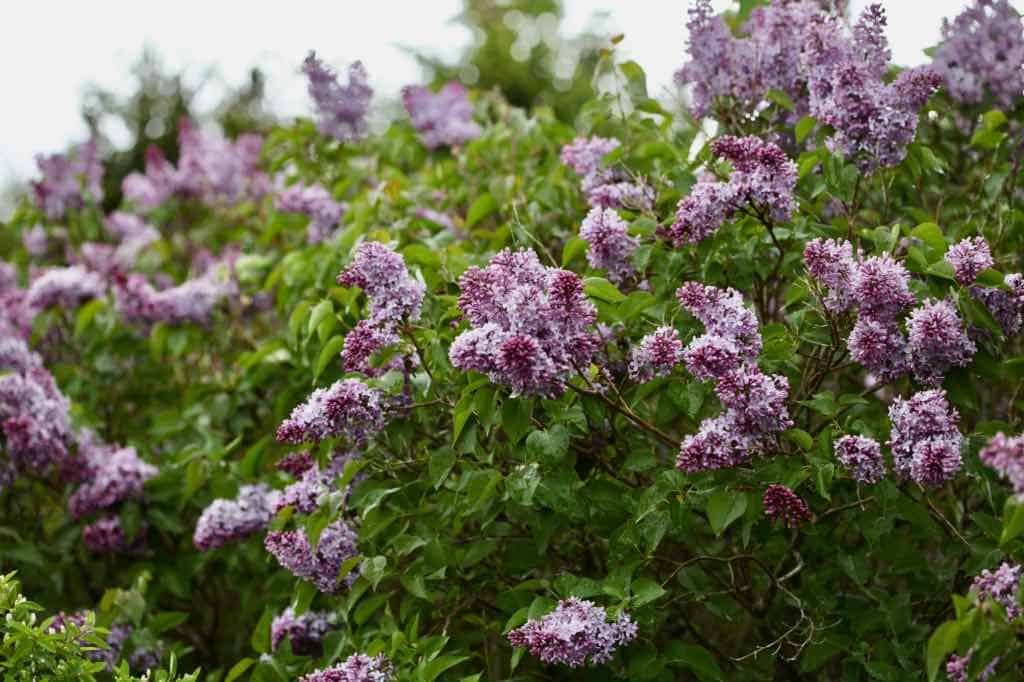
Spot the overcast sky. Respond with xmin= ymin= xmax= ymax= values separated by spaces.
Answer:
xmin=0 ymin=0 xmax=1002 ymax=188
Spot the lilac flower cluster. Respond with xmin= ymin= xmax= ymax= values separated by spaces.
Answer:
xmin=67 ymin=442 xmax=158 ymax=518
xmin=83 ymin=516 xmax=127 ymax=554
xmin=449 ymin=249 xmax=598 ymax=397
xmin=193 ymin=484 xmax=280 ymax=551
xmin=113 ymin=268 xmax=237 ymax=328
xmin=123 ymin=119 xmax=269 ymax=210
xmin=340 ymin=320 xmax=400 ymax=377
xmin=264 ymin=519 xmax=359 ymax=593
xmin=674 ymin=283 xmax=792 ymax=472
xmin=275 ymin=181 xmax=347 ymax=244
xmin=25 ymin=266 xmax=106 ymax=311
xmin=979 ymin=432 xmax=1024 ymax=499
xmin=628 ymin=327 xmax=684 ymax=383
xmin=22 ymin=225 xmax=48 ymax=257
xmin=303 ymin=52 xmax=373 ymax=143
xmin=972 ymin=273 xmax=1024 ymax=336
xmin=906 ymin=299 xmax=976 ymax=386
xmin=275 ymin=451 xmax=361 ymax=515
xmin=507 ymin=598 xmax=637 ymax=668
xmin=970 ymin=562 xmax=1022 ymax=620
xmin=275 ymin=379 xmax=385 ymax=445
xmin=578 ymin=207 xmax=638 ymax=284
xmin=946 ymin=650 xmax=998 ymax=682
xmin=803 ymin=238 xmax=858 ymax=313
xmin=337 ymin=242 xmax=425 ymax=325
xmin=888 ymin=389 xmax=963 ymax=488
xmin=299 ymin=654 xmax=394 ymax=682
xmin=662 ymin=136 xmax=796 ymax=247
xmin=31 ymin=140 xmax=104 ymax=220
xmin=403 ymin=82 xmax=481 ymax=149
xmin=933 ymin=0 xmax=1024 ymax=108
xmin=945 ymin=237 xmax=994 ymax=286
xmin=271 ymin=607 xmax=335 ymax=656
xmin=560 ymin=136 xmax=654 ymax=211
xmin=834 ymin=435 xmax=885 ymax=484
xmin=762 ymin=485 xmax=812 ymax=528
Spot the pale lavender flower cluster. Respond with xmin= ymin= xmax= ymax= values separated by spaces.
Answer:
xmin=403 ymin=82 xmax=482 ymax=149
xmin=275 ymin=181 xmax=347 ymax=244
xmin=275 ymin=451 xmax=361 ymax=515
xmin=888 ymin=389 xmax=963 ymax=488
xmin=946 ymin=650 xmax=998 ymax=682
xmin=979 ymin=432 xmax=1024 ymax=499
xmin=971 ymin=562 xmax=1023 ymax=620
xmin=83 ymin=516 xmax=127 ymax=554
xmin=972 ymin=273 xmax=1024 ymax=336
xmin=628 ymin=327 xmax=684 ymax=383
xmin=122 ymin=120 xmax=269 ymax=210
xmin=25 ymin=266 xmax=106 ymax=311
xmin=675 ymin=283 xmax=792 ymax=472
xmin=193 ymin=484 xmax=280 ymax=551
xmin=303 ymin=52 xmax=373 ymax=143
xmin=834 ymin=435 xmax=885 ymax=484
xmin=67 ymin=442 xmax=158 ymax=519
xmin=560 ymin=136 xmax=654 ymax=211
xmin=906 ymin=299 xmax=976 ymax=386
xmin=762 ymin=485 xmax=811 ymax=528
xmin=507 ymin=598 xmax=637 ymax=668
xmin=113 ymin=268 xmax=237 ymax=328
xmin=264 ymin=519 xmax=359 ymax=593
xmin=31 ymin=140 xmax=104 ymax=220
xmin=275 ymin=379 xmax=385 ymax=445
xmin=578 ymin=207 xmax=638 ymax=284
xmin=337 ymin=242 xmax=425 ymax=325
xmin=803 ymin=238 xmax=858 ymax=313
xmin=662 ymin=136 xmax=796 ymax=247
xmin=449 ymin=249 xmax=598 ymax=397
xmin=22 ymin=225 xmax=48 ymax=257
xmin=299 ymin=653 xmax=394 ymax=682
xmin=845 ymin=253 xmax=917 ymax=382
xmin=271 ymin=607 xmax=334 ymax=656
xmin=945 ymin=237 xmax=994 ymax=286
xmin=933 ymin=0 xmax=1024 ymax=108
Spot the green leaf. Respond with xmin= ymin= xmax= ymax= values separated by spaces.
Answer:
xmin=706 ymin=489 xmax=747 ymax=536
xmin=618 ymin=291 xmax=656 ymax=320
xmin=619 ymin=60 xmax=648 ymax=99
xmin=795 ymin=116 xmax=817 ymax=145
xmin=667 ymin=641 xmax=723 ymax=681
xmin=583 ymin=276 xmax=626 ymax=303
xmin=501 ymin=398 xmax=533 ymax=445
xmin=314 ymin=335 xmax=345 ymax=381
xmin=1001 ymin=500 xmax=1024 ymax=545
xmin=561 ymin=236 xmax=588 ymax=267
xmin=428 ymin=450 xmax=456 ymax=490
xmin=421 ymin=655 xmax=469 ymax=682
xmin=466 ymin=193 xmax=498 ymax=228
xmin=525 ymin=426 xmax=569 ymax=465
xmin=630 ymin=577 xmax=667 ymax=608
xmin=306 ymin=299 xmax=334 ymax=339
xmin=783 ymin=428 xmax=814 ymax=451
xmin=251 ymin=610 xmax=273 ymax=653
xmin=926 ymin=621 xmax=960 ymax=682
xmin=911 ymin=222 xmax=947 ymax=260
xmin=226 ymin=658 xmax=255 ymax=682
xmin=798 ymin=391 xmax=838 ymax=418
xmin=507 ymin=463 xmax=541 ymax=506
xmin=360 ymin=556 xmax=388 ymax=589
xmin=926 ymin=260 xmax=956 ymax=281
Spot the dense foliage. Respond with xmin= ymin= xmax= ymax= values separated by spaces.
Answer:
xmin=3 ymin=1 xmax=1024 ymax=680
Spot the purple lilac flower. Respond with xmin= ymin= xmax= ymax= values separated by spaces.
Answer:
xmin=507 ymin=597 xmax=637 ymax=668
xmin=906 ymin=299 xmax=976 ymax=385
xmin=578 ymin=207 xmax=638 ymax=283
xmin=560 ymin=136 xmax=653 ymax=211
xmin=834 ymin=435 xmax=885 ymax=484
xmin=67 ymin=444 xmax=158 ymax=518
xmin=0 ymin=262 xmax=17 ymax=291
xmin=303 ymin=52 xmax=373 ymax=143
xmin=946 ymin=650 xmax=998 ymax=682
xmin=0 ymin=347 xmax=73 ymax=476
xmin=851 ymin=254 xmax=916 ymax=323
xmin=264 ymin=519 xmax=359 ymax=593
xmin=681 ymin=332 xmax=743 ymax=383
xmin=83 ymin=516 xmax=126 ymax=554
xmin=971 ymin=562 xmax=1023 ymax=620
xmin=714 ymin=365 xmax=793 ymax=437
xmin=762 ymin=485 xmax=812 ymax=528
xmin=945 ymin=237 xmax=994 ymax=286
xmin=450 ymin=249 xmax=597 ymax=397
xmin=560 ymin=137 xmax=620 ymax=177
xmin=933 ymin=0 xmax=1024 ymax=108
xmin=113 ymin=268 xmax=236 ymax=328
xmin=337 ymin=242 xmax=425 ymax=325
xmin=31 ymin=140 xmax=104 ymax=220
xmin=271 ymin=607 xmax=335 ymax=656
xmin=676 ymin=282 xmax=762 ymax=359
xmin=26 ymin=266 xmax=106 ymax=311
xmin=275 ymin=181 xmax=347 ymax=244
xmin=340 ymin=320 xmax=400 ymax=376
xmin=847 ymin=315 xmax=909 ymax=382
xmin=276 ymin=379 xmax=385 ymax=445
xmin=403 ymin=82 xmax=481 ymax=149
xmin=972 ymin=274 xmax=1024 ymax=336
xmin=299 ymin=653 xmax=394 ymax=682
xmin=275 ymin=451 xmax=361 ymax=515
xmin=22 ymin=225 xmax=48 ymax=257
xmin=277 ymin=451 xmax=315 ymax=476
xmin=979 ymin=432 xmax=1024 ymax=499
xmin=804 ymin=238 xmax=858 ymax=313
xmin=193 ymin=484 xmax=279 ymax=551
xmin=677 ymin=413 xmax=755 ymax=472
xmin=888 ymin=389 xmax=963 ymax=487
xmin=628 ymin=327 xmax=684 ymax=383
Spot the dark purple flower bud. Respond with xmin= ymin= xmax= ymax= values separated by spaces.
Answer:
xmin=82 ymin=516 xmax=127 ymax=554
xmin=762 ymin=484 xmax=811 ymax=527
xmin=341 ymin=320 xmax=400 ymax=377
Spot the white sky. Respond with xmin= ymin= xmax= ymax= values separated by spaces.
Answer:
xmin=0 ymin=0 xmax=1007 ymax=188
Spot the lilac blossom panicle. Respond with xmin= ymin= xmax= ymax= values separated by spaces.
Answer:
xmin=83 ymin=516 xmax=127 ymax=554
xmin=803 ymin=238 xmax=858 ymax=313
xmin=906 ymin=299 xmax=976 ymax=386
xmin=507 ymin=598 xmax=637 ymax=668
xmin=275 ymin=181 xmax=347 ymax=244
xmin=972 ymin=273 xmax=1024 ymax=336
xmin=971 ymin=562 xmax=1023 ymax=620
xmin=682 ymin=334 xmax=743 ymax=383
xmin=22 ymin=225 xmax=47 ymax=257
xmin=834 ymin=435 xmax=885 ymax=484
xmin=113 ymin=267 xmax=237 ymax=328
xmin=676 ymin=282 xmax=762 ymax=359
xmin=31 ymin=140 xmax=104 ymax=220
xmin=979 ymin=432 xmax=1024 ymax=499
xmin=275 ymin=379 xmax=385 ymax=445
xmin=946 ymin=650 xmax=998 ymax=682
xmin=945 ymin=236 xmax=994 ymax=286
xmin=888 ymin=389 xmax=963 ymax=487
xmin=851 ymin=254 xmax=916 ymax=323
xmin=714 ymin=365 xmax=793 ymax=437
xmin=762 ymin=485 xmax=812 ymax=528
xmin=403 ymin=82 xmax=482 ymax=149
xmin=299 ymin=653 xmax=394 ymax=682
xmin=303 ymin=52 xmax=373 ymax=143
xmin=449 ymin=249 xmax=598 ymax=397
xmin=560 ymin=136 xmax=620 ymax=177
xmin=578 ymin=207 xmax=638 ymax=284
xmin=847 ymin=315 xmax=909 ymax=382
xmin=933 ymin=0 xmax=1024 ymax=108
xmin=26 ymin=266 xmax=106 ymax=311
xmin=560 ymin=136 xmax=653 ymax=211
xmin=271 ymin=607 xmax=334 ymax=656
xmin=337 ymin=242 xmax=425 ymax=325
xmin=67 ymin=443 xmax=158 ymax=518
xmin=277 ymin=451 xmax=315 ymax=476
xmin=275 ymin=451 xmax=362 ymax=515
xmin=340 ymin=319 xmax=400 ymax=376
xmin=193 ymin=484 xmax=280 ymax=551
xmin=264 ymin=519 xmax=359 ymax=593
xmin=628 ymin=327 xmax=684 ymax=383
